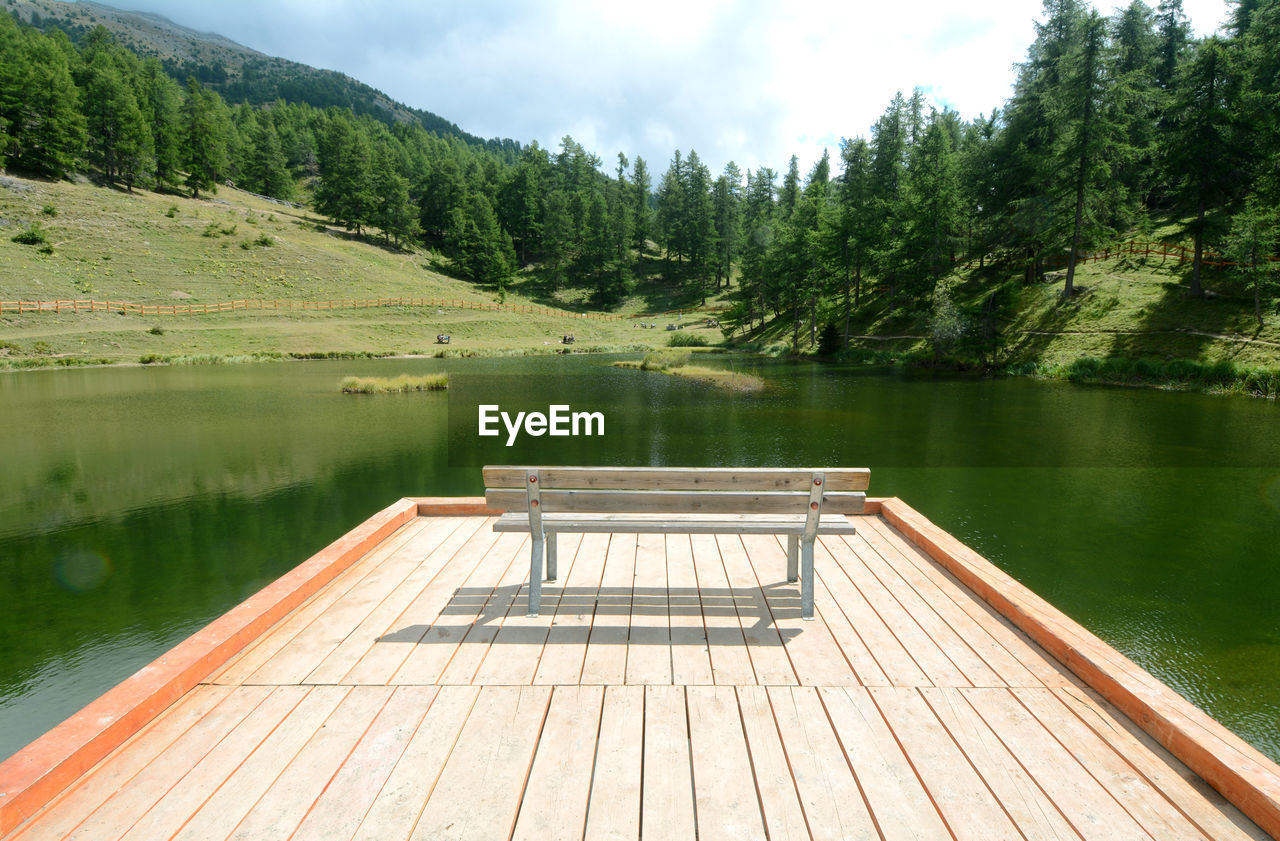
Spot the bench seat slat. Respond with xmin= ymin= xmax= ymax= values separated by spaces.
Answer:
xmin=485 ymin=488 xmax=866 ymax=515
xmin=494 ymin=512 xmax=859 ymax=535
xmin=482 ymin=466 xmax=870 ymax=492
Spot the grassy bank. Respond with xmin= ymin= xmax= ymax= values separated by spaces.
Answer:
xmin=613 ymin=350 xmax=766 ymax=393
xmin=1009 ymin=356 xmax=1280 ymax=398
xmin=0 ymin=175 xmax=724 ymax=367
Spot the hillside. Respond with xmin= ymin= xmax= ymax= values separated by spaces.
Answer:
xmin=0 ymin=175 xmax=703 ymax=365
xmin=3 ymin=172 xmax=1277 ymax=389
xmin=5 ymin=0 xmax=516 ymax=151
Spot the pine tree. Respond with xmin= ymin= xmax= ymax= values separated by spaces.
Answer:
xmin=542 ymin=189 xmax=573 ymax=291
xmin=1056 ymin=10 xmax=1124 ymax=295
xmin=315 ymin=112 xmax=373 ymax=232
xmin=836 ymin=138 xmax=876 ymax=340
xmin=448 ymin=191 xmax=513 ymax=287
xmin=83 ymin=51 xmax=153 ymax=189
xmin=1154 ymin=0 xmax=1191 ymax=91
xmin=991 ymin=0 xmax=1087 ymax=282
xmin=1110 ymin=1 xmax=1161 ymax=216
xmin=732 ymin=168 xmax=776 ymax=331
xmin=778 ymin=155 xmax=801 ymax=219
xmin=371 ymin=145 xmax=418 ymax=246
xmin=683 ymin=150 xmax=715 ymax=301
xmin=870 ymin=94 xmax=909 ymax=309
xmin=630 ymin=156 xmax=651 ymax=253
xmin=498 ymin=142 xmax=549 ymax=264
xmin=656 ymin=150 xmax=686 ymax=266
xmin=0 ymin=22 xmax=86 ymax=178
xmin=712 ymin=162 xmax=743 ymax=290
xmin=1164 ymin=37 xmax=1247 ymax=296
xmin=181 ymin=78 xmax=229 ymax=198
xmin=903 ymin=112 xmax=962 ymax=295
xmin=138 ymin=59 xmax=182 ymax=190
xmin=245 ymin=115 xmax=292 ymax=199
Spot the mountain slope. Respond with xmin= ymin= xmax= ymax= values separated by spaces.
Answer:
xmin=6 ymin=0 xmax=518 ymax=152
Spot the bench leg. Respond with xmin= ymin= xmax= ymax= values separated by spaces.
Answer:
xmin=786 ymin=534 xmax=799 ymax=582
xmin=546 ymin=532 xmax=558 ymax=581
xmin=801 ymin=537 xmax=815 ymax=620
xmin=528 ymin=531 xmax=544 ymax=617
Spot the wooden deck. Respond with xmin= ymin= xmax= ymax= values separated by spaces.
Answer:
xmin=2 ymin=501 xmax=1276 ymax=840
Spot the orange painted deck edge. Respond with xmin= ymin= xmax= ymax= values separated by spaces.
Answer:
xmin=879 ymin=496 xmax=1280 ymax=840
xmin=0 ymin=496 xmax=424 ymax=837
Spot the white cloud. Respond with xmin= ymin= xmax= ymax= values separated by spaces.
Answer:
xmin=98 ymin=0 xmax=1234 ymax=180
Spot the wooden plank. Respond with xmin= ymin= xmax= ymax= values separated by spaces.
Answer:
xmin=812 ymin=538 xmax=922 ymax=687
xmin=641 ymin=686 xmax=697 ymax=839
xmin=408 ymin=686 xmax=551 ymax=841
xmin=767 ymin=686 xmax=879 ymax=841
xmin=112 ymin=686 xmax=312 ymax=841
xmin=484 ymin=466 xmax=871 ymax=491
xmin=921 ymin=686 xmax=1080 ymax=841
xmin=580 ymin=534 xmax=638 ymax=686
xmin=739 ymin=534 xmax=859 ymax=687
xmin=735 ymin=686 xmax=811 ymax=841
xmin=842 ymin=532 xmax=1003 ymax=688
xmin=716 ymin=534 xmax=797 ymax=686
xmin=960 ymin=686 xmax=1153 ymax=841
xmin=227 ymin=687 xmax=393 ymax=841
xmin=13 ymin=685 xmax=241 ymax=841
xmin=510 ymin=685 xmax=604 ymax=841
xmin=583 ymin=685 xmax=644 ymax=840
xmin=305 ymin=516 xmax=488 ymax=684
xmin=881 ymin=497 xmax=1280 ymax=839
xmin=820 ymin=686 xmax=952 ymax=841
xmin=290 ymin=686 xmax=440 ymax=841
xmin=665 ymin=534 xmax=715 ymax=686
xmin=859 ymin=515 xmax=1071 ymax=688
xmin=532 ymin=533 xmax=601 ymax=685
xmin=1054 ymin=686 xmax=1267 ymax=841
xmin=869 ymin=686 xmax=1023 ymax=841
xmin=436 ymin=533 xmax=528 ymax=684
xmin=388 ymin=529 xmax=513 ymax=685
xmin=689 ymin=534 xmax=757 ymax=685
xmin=485 ymin=488 xmax=866 ymax=515
xmin=686 ymin=686 xmax=768 ymax=840
xmin=625 ymin=534 xmax=673 ymax=685
xmin=246 ymin=521 xmax=453 ymax=685
xmin=210 ymin=518 xmax=431 ymax=685
xmin=343 ymin=520 xmax=497 ymax=685
xmin=350 ymin=686 xmax=479 ymax=841
xmin=824 ymin=531 xmax=970 ymax=687
xmin=1014 ymin=687 xmax=1213 ymax=841
xmin=494 ymin=512 xmax=858 ymax=534
xmin=161 ymin=686 xmax=350 ymax=841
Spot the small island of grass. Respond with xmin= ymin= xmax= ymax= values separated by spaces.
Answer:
xmin=340 ymin=373 xmax=449 ymax=393
xmin=613 ymin=351 xmax=765 ymax=393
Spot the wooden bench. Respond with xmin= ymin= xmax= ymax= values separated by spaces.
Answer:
xmin=484 ymin=466 xmax=868 ymax=619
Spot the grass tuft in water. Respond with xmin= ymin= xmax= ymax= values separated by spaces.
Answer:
xmin=615 ymin=350 xmax=765 ymax=393
xmin=340 ymin=373 xmax=449 ymax=393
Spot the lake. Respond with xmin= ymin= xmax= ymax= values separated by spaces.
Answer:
xmin=1 ymin=355 xmax=1277 ymax=763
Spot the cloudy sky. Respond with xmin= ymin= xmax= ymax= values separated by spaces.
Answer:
xmin=103 ymin=0 xmax=1229 ymax=177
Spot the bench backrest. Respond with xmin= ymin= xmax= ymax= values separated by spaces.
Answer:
xmin=482 ymin=466 xmax=869 ymax=515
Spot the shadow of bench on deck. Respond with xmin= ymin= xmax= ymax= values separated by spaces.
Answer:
xmin=375 ymin=582 xmax=806 ymax=643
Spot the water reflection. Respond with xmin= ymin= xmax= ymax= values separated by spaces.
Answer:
xmin=0 ymin=357 xmax=1277 ymax=762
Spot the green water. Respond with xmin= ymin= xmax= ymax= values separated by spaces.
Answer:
xmin=1 ymin=356 xmax=1277 ymax=763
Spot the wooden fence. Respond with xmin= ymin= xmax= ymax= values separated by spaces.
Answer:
xmin=1029 ymin=240 xmax=1280 ymax=270
xmin=0 ymin=297 xmax=727 ymax=320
